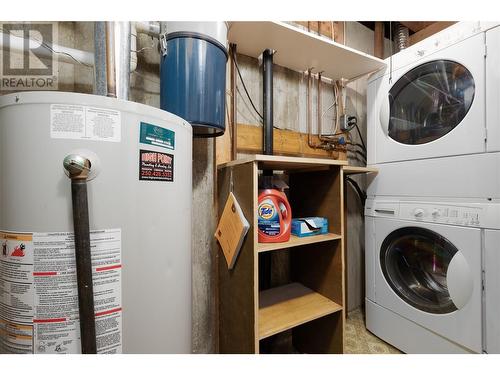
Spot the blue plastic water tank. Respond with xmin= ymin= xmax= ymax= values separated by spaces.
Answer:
xmin=160 ymin=32 xmax=227 ymax=137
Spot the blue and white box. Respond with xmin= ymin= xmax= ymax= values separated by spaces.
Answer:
xmin=291 ymin=217 xmax=328 ymax=237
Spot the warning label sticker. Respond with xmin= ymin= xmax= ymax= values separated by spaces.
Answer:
xmin=140 ymin=122 xmax=175 ymax=150
xmin=50 ymin=104 xmax=121 ymax=142
xmin=0 ymin=232 xmax=34 ymax=354
xmin=0 ymin=229 xmax=122 ymax=354
xmin=139 ymin=149 xmax=174 ymax=182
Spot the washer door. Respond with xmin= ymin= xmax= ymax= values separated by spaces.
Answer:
xmin=380 ymin=227 xmax=473 ymax=314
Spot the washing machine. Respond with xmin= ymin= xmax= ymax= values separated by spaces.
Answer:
xmin=367 ymin=22 xmax=500 ymax=166
xmin=365 ymin=197 xmax=500 ymax=353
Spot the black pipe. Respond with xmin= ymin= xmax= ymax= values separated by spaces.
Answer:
xmin=262 ymin=49 xmax=273 ymax=157
xmin=261 ymin=49 xmax=274 ymax=290
xmin=71 ymin=179 xmax=97 ymax=354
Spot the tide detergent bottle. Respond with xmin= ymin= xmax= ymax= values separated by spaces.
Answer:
xmin=258 ymin=189 xmax=292 ymax=243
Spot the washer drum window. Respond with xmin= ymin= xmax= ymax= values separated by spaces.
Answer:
xmin=380 ymin=227 xmax=473 ymax=314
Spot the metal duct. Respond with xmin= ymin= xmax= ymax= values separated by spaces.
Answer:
xmin=105 ymin=21 xmax=131 ymax=100
xmin=394 ymin=22 xmax=410 ymax=52
xmin=94 ymin=22 xmax=107 ymax=96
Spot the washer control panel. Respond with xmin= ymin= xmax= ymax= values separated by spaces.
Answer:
xmin=366 ymin=199 xmax=500 ymax=229
xmin=401 ymin=203 xmax=482 ymax=226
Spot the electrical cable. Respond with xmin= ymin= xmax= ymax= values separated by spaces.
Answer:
xmin=233 ymin=50 xmax=282 ymax=129
xmin=346 ymin=176 xmax=367 ymax=211
xmin=0 ymin=26 xmax=93 ymax=68
xmin=347 ymin=142 xmax=366 ymax=151
xmin=233 ymin=50 xmax=264 ymax=121
xmin=348 ymin=149 xmax=367 ymax=160
xmin=131 ymin=36 xmax=156 ymax=54
xmin=354 ymin=122 xmax=367 ymax=152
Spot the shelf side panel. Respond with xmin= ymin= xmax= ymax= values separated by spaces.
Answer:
xmin=218 ymin=163 xmax=257 ymax=353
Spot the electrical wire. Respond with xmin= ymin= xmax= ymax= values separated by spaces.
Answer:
xmin=348 ymin=149 xmax=367 ymax=160
xmin=232 ymin=50 xmax=264 ymax=121
xmin=347 ymin=141 xmax=366 ymax=151
xmin=346 ymin=176 xmax=367 ymax=211
xmin=354 ymin=122 xmax=367 ymax=152
xmin=131 ymin=37 xmax=156 ymax=54
xmin=0 ymin=26 xmax=93 ymax=68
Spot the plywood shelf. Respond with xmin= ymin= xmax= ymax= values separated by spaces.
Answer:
xmin=259 ymin=283 xmax=342 ymax=340
xmin=228 ymin=21 xmax=386 ymax=80
xmin=218 ymin=154 xmax=347 ymax=171
xmin=257 ymin=233 xmax=341 ymax=253
xmin=342 ymin=165 xmax=379 ymax=175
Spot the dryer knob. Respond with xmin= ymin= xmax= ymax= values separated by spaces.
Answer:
xmin=431 ymin=209 xmax=440 ymax=218
xmin=414 ymin=208 xmax=425 ymax=218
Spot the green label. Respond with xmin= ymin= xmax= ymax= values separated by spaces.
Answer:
xmin=140 ymin=122 xmax=175 ymax=150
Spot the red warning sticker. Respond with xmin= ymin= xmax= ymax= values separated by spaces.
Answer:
xmin=139 ymin=150 xmax=174 ymax=182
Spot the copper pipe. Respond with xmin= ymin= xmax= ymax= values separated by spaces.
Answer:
xmin=306 ymin=71 xmax=346 ymax=156
xmin=317 ymin=71 xmax=322 ymax=138
xmin=306 ymin=69 xmax=314 ymax=147
xmin=317 ymin=71 xmax=332 ymax=142
xmin=307 ymin=69 xmax=329 ymax=150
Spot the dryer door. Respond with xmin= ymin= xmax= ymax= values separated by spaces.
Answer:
xmin=388 ymin=61 xmax=475 ymax=146
xmin=374 ymin=219 xmax=482 ymax=352
xmin=374 ymin=33 xmax=485 ymax=164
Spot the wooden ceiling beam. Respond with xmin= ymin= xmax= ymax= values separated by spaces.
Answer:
xmin=399 ymin=21 xmax=437 ymax=32
xmin=409 ymin=22 xmax=456 ymax=45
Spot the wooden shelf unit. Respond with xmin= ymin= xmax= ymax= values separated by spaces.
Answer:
xmin=217 ymin=155 xmax=346 ymax=354
xmin=257 ymin=233 xmax=341 ymax=253
xmin=259 ymin=283 xmax=343 ymax=340
xmin=228 ymin=21 xmax=386 ymax=80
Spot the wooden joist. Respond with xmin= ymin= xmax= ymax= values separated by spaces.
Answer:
xmin=409 ymin=22 xmax=456 ymax=45
xmin=400 ymin=21 xmax=436 ymax=33
xmin=374 ymin=22 xmax=384 ymax=58
xmin=292 ymin=21 xmax=345 ymax=44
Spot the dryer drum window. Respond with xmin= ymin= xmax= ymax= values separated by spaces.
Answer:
xmin=388 ymin=60 xmax=475 ymax=145
xmin=380 ymin=227 xmax=459 ymax=314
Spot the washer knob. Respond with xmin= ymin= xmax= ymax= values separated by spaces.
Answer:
xmin=414 ymin=208 xmax=425 ymax=218
xmin=431 ymin=209 xmax=440 ymax=218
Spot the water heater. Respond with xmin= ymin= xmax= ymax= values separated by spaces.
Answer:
xmin=0 ymin=92 xmax=192 ymax=354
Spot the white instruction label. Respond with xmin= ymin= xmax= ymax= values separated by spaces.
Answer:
xmin=0 ymin=229 xmax=122 ymax=354
xmin=50 ymin=104 xmax=121 ymax=142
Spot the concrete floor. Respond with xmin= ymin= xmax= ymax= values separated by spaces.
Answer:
xmin=345 ymin=308 xmax=402 ymax=354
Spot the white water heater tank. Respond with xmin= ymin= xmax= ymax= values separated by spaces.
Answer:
xmin=0 ymin=92 xmax=192 ymax=354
